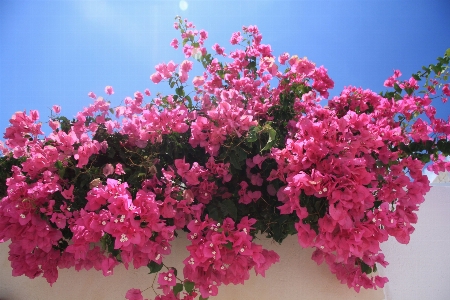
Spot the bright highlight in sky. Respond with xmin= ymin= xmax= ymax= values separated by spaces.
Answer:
xmin=179 ymin=1 xmax=188 ymax=11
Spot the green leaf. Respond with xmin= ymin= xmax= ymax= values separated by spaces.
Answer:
xmin=246 ymin=126 xmax=262 ymax=144
xmin=185 ymin=95 xmax=192 ymax=108
xmin=412 ymin=73 xmax=421 ymax=81
xmin=107 ymin=148 xmax=116 ymax=159
xmin=183 ymin=280 xmax=195 ymax=293
xmin=173 ymin=283 xmax=183 ymax=295
xmin=175 ymin=86 xmax=185 ymax=97
xmin=224 ymin=241 xmax=233 ymax=249
xmin=431 ymin=64 xmax=441 ymax=74
xmin=234 ymin=147 xmax=247 ymax=161
xmin=360 ymin=261 xmax=373 ymax=275
xmin=393 ymin=83 xmax=402 ymax=94
xmin=246 ymin=130 xmax=258 ymax=143
xmin=58 ymin=116 xmax=71 ymax=133
xmin=261 ymin=126 xmax=277 ymax=152
xmin=100 ymin=234 xmax=110 ymax=252
xmin=147 ymin=260 xmax=163 ymax=274
xmin=206 ymin=204 xmax=221 ymax=221
xmin=54 ymin=160 xmax=63 ymax=170
xmin=229 ymin=153 xmax=242 ymax=170
xmin=437 ymin=139 xmax=450 ymax=155
xmin=405 ymin=87 xmax=414 ymax=96
xmin=219 ymin=199 xmax=238 ymax=220
xmin=445 ymin=48 xmax=450 ymax=57
xmin=199 ymin=296 xmax=209 ymax=300
xmin=393 ymin=93 xmax=402 ymax=101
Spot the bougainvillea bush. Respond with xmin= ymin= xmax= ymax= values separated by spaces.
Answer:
xmin=1 ymin=16 xmax=450 ymax=300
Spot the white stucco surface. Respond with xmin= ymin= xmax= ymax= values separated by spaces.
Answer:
xmin=381 ymin=185 xmax=450 ymax=300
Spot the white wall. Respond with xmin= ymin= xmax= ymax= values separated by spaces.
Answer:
xmin=381 ymin=185 xmax=450 ymax=300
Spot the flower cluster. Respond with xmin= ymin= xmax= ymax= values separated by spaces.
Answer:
xmin=1 ymin=16 xmax=449 ymax=299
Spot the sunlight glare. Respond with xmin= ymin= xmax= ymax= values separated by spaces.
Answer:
xmin=179 ymin=1 xmax=188 ymax=11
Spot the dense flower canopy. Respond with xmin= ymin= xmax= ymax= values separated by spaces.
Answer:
xmin=0 ymin=17 xmax=449 ymax=299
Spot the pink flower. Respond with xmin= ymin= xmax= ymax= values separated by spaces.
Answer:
xmin=166 ymin=61 xmax=177 ymax=72
xmin=114 ymin=163 xmax=125 ymax=175
xmin=101 ymin=256 xmax=118 ymax=276
xmin=158 ymin=269 xmax=177 ymax=294
xmin=170 ymin=38 xmax=179 ymax=49
xmin=105 ymin=86 xmax=114 ymax=95
xmin=192 ymin=76 xmax=205 ymax=87
xmin=150 ymin=72 xmax=163 ymax=84
xmin=442 ymin=84 xmax=450 ymax=96
xmin=125 ymin=289 xmax=145 ymax=300
xmin=278 ymin=52 xmax=289 ymax=65
xmin=260 ymin=57 xmax=278 ymax=76
xmin=144 ymin=88 xmax=151 ymax=96
xmin=49 ymin=120 xmax=59 ymax=131
xmin=183 ymin=44 xmax=193 ymax=58
xmin=88 ymin=91 xmax=97 ymax=99
xmin=179 ymin=71 xmax=189 ymax=83
xmin=52 ymin=105 xmax=61 ymax=114
xmin=61 ymin=185 xmax=75 ymax=201
xmin=180 ymin=60 xmax=193 ymax=72
xmin=212 ymin=43 xmax=225 ymax=55
xmin=384 ymin=70 xmax=402 ymax=87
xmin=230 ymin=31 xmax=243 ymax=45
xmin=199 ymin=29 xmax=208 ymax=40
xmin=103 ymin=164 xmax=114 ymax=177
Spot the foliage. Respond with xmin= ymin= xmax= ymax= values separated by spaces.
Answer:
xmin=0 ymin=16 xmax=449 ymax=300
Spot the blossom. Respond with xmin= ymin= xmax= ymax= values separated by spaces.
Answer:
xmin=52 ymin=105 xmax=61 ymax=114
xmin=115 ymin=163 xmax=126 ymax=175
xmin=443 ymin=84 xmax=450 ymax=96
xmin=48 ymin=120 xmax=59 ymax=131
xmin=199 ymin=29 xmax=208 ymax=40
xmin=150 ymin=72 xmax=163 ymax=84
xmin=170 ymin=38 xmax=179 ymax=49
xmin=158 ymin=269 xmax=177 ymax=294
xmin=230 ymin=31 xmax=243 ymax=45
xmin=212 ymin=43 xmax=225 ymax=55
xmin=125 ymin=289 xmax=147 ymax=300
xmin=278 ymin=52 xmax=289 ymax=64
xmin=192 ymin=76 xmax=205 ymax=87
xmin=88 ymin=91 xmax=97 ymax=99
xmin=103 ymin=163 xmax=114 ymax=177
xmin=105 ymin=86 xmax=114 ymax=95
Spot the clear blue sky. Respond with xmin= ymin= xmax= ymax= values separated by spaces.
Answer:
xmin=1 ymin=0 xmax=449 ymax=138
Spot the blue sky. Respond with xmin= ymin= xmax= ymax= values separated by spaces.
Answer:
xmin=1 ymin=0 xmax=449 ymax=158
